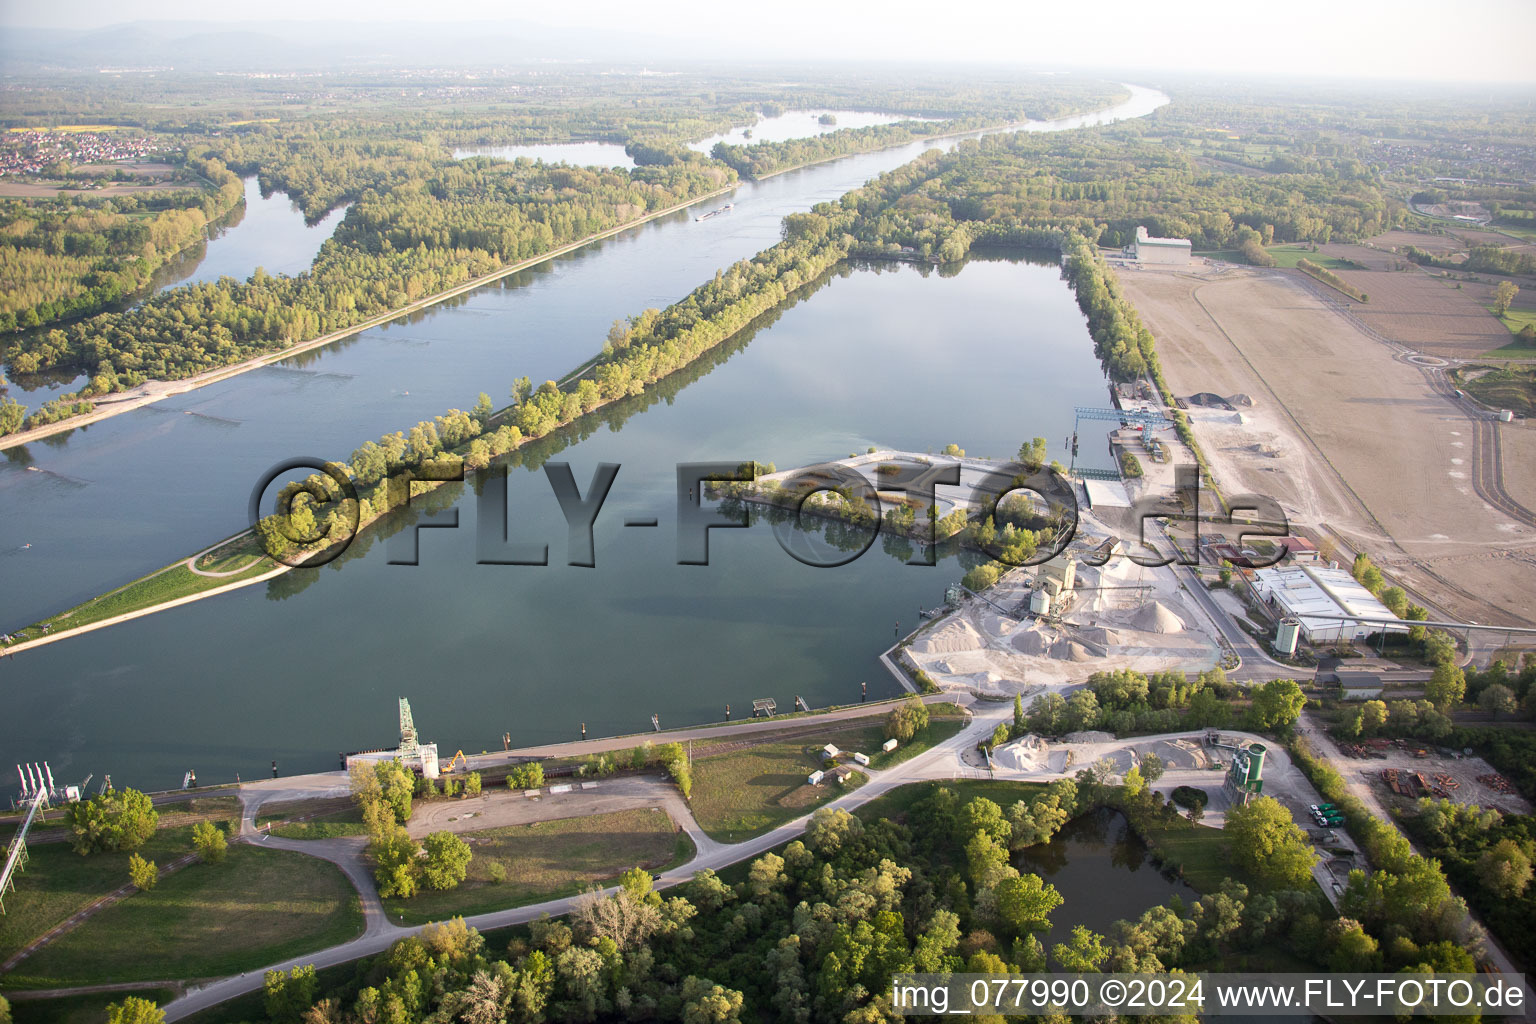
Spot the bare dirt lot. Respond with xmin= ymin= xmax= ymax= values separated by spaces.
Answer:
xmin=1344 ymin=743 xmax=1532 ymax=817
xmin=1306 ymin=250 xmax=1511 ymax=358
xmin=1116 ymin=261 xmax=1536 ymax=626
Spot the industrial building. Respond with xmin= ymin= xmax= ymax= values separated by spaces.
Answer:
xmin=1221 ymin=740 xmax=1266 ymax=807
xmin=1127 ymin=226 xmax=1192 ymax=265
xmin=1250 ymin=565 xmax=1406 ymax=644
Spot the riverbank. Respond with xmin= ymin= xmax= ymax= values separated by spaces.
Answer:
xmin=0 ymin=182 xmax=738 ymax=452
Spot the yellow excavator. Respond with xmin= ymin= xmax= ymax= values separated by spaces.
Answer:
xmin=439 ymin=750 xmax=468 ymax=775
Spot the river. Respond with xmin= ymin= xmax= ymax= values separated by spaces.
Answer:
xmin=0 ymin=85 xmax=1168 ymax=792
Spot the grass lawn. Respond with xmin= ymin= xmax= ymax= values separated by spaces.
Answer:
xmin=256 ymin=798 xmax=367 ymax=839
xmin=8 ymin=990 xmax=181 ymax=1024
xmin=690 ymin=708 xmax=967 ymax=842
xmin=382 ymin=807 xmax=693 ymax=926
xmin=1199 ymin=245 xmax=1355 ymax=270
xmin=8 ymin=842 xmax=362 ymax=987
xmin=1137 ymin=819 xmax=1232 ymax=894
xmin=0 ymin=826 xmax=201 ymax=970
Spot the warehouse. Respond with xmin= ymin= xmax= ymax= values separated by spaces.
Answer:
xmin=1250 ymin=565 xmax=1406 ymax=643
xmin=1127 ymin=226 xmax=1192 ymax=265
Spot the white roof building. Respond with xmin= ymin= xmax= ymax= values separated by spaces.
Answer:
xmin=1129 ymin=226 xmax=1192 ymax=265
xmin=1251 ymin=565 xmax=1406 ymax=643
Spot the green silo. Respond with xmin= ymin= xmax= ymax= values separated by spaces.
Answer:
xmin=1245 ymin=743 xmax=1266 ymax=786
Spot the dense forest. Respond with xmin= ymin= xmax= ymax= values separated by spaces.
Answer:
xmin=0 ymin=155 xmax=243 ymax=331
xmin=3 ymin=154 xmax=734 ymax=394
xmin=231 ymin=778 xmax=1355 ymax=1024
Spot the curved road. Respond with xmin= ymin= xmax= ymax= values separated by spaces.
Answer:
xmin=162 ymin=701 xmax=1004 ymax=1021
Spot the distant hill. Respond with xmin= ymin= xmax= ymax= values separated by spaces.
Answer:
xmin=0 ymin=19 xmax=691 ymax=71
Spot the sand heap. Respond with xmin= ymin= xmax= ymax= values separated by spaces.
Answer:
xmin=1048 ymin=639 xmax=1094 ymax=661
xmin=910 ymin=617 xmax=984 ymax=654
xmin=998 ymin=735 xmax=1051 ymax=772
xmin=1130 ymin=600 xmax=1187 ymax=634
xmin=1012 ymin=630 xmax=1050 ymax=656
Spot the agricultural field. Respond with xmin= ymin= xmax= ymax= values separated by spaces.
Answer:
xmin=1305 ymin=248 xmax=1513 ymax=358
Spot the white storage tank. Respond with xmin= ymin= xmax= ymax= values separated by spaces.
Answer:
xmin=1276 ymin=617 xmax=1301 ymax=656
xmin=882 ymin=738 xmax=899 ymax=753
xmin=1030 ymin=589 xmax=1052 ymax=616
xmin=853 ymin=752 xmax=870 ymax=766
xmin=807 ymin=770 xmax=825 ymax=786
xmin=1498 ymin=409 xmax=1515 ymax=423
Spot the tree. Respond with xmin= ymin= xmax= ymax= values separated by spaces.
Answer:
xmin=680 ymin=976 xmax=745 ymax=1024
xmin=1028 ymin=693 xmax=1068 ymax=734
xmin=192 ymin=820 xmax=227 ymax=864
xmin=105 ymin=998 xmax=164 ymax=1024
xmin=67 ymin=787 xmax=159 ymax=855
xmin=1493 ymin=280 xmax=1519 ymax=316
xmin=1225 ymin=796 xmax=1318 ymax=888
xmin=994 ymin=874 xmax=1063 ymax=933
xmin=1379 ymin=586 xmax=1408 ymax=618
xmin=128 ymin=853 xmax=158 ymax=891
xmin=1426 ymin=662 xmax=1466 ymax=710
xmin=508 ymin=762 xmax=544 ymax=789
xmin=381 ymin=760 xmax=418 ymax=823
xmin=1475 ymin=839 xmax=1532 ymax=898
xmin=1017 ymin=437 xmax=1047 ymax=469
xmin=1249 ymin=678 xmax=1306 ymax=732
xmin=371 ymin=822 xmax=421 ymax=898
xmin=0 ymin=397 xmax=25 ymax=437
xmin=1479 ymin=683 xmax=1517 ymax=719
xmin=1053 ymin=925 xmax=1110 ymax=972
xmin=1065 ymin=688 xmax=1100 ymax=732
xmin=264 ymin=966 xmax=320 ymax=1024
xmin=1012 ymin=693 xmax=1026 ymax=735
xmin=1138 ymin=752 xmax=1165 ymax=785
xmin=961 ymin=797 xmax=1012 ymax=846
xmin=464 ymin=771 xmax=482 ymax=797
xmin=1122 ymin=763 xmax=1145 ymax=798
xmin=421 ymin=831 xmax=472 ymax=891
xmin=884 ymin=695 xmax=929 ymax=741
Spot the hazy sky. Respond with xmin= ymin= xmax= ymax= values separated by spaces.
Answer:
xmin=3 ymin=0 xmax=1534 ymax=83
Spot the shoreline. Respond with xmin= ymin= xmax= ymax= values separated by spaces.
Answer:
xmin=0 ymin=181 xmax=738 ymax=452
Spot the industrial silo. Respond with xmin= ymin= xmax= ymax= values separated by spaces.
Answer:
xmin=1276 ymin=617 xmax=1301 ymax=656
xmin=1245 ymin=743 xmax=1266 ymax=786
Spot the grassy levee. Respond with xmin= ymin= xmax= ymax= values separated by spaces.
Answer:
xmin=1 ymin=533 xmax=276 ymax=650
xmin=381 ymin=808 xmax=693 ymax=926
xmin=6 ymin=839 xmax=363 ymax=987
